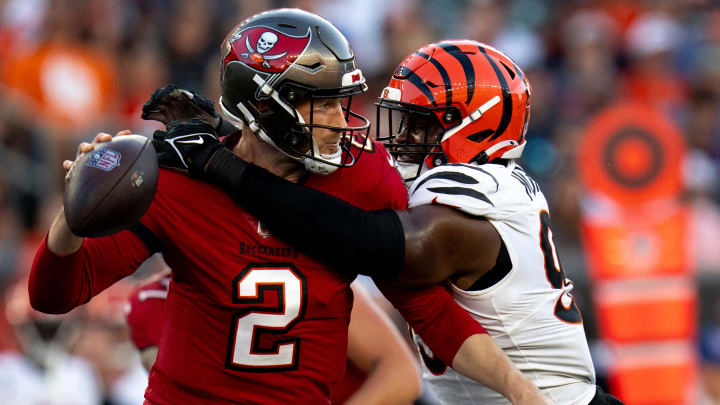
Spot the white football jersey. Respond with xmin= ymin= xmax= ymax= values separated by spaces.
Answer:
xmin=408 ymin=161 xmax=596 ymax=405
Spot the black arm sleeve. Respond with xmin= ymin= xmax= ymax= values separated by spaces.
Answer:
xmin=206 ymin=148 xmax=405 ymax=280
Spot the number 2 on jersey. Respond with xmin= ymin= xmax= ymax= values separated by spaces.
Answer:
xmin=539 ymin=211 xmax=583 ymax=324
xmin=226 ymin=264 xmax=307 ymax=372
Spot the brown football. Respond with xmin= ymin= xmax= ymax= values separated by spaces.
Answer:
xmin=64 ymin=135 xmax=158 ymax=237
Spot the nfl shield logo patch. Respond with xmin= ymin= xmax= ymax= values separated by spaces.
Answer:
xmin=86 ymin=148 xmax=121 ymax=171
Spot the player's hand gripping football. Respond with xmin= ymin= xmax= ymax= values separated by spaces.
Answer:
xmin=141 ymin=84 xmax=219 ymax=127
xmin=152 ymin=119 xmax=223 ymax=176
xmin=51 ymin=129 xmax=133 ymax=254
xmin=63 ymin=130 xmax=133 ymax=180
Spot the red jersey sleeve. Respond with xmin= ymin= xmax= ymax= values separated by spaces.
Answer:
xmin=376 ymin=144 xmax=409 ymax=210
xmin=377 ymin=282 xmax=487 ymax=366
xmin=126 ymin=275 xmax=170 ymax=350
xmin=29 ymin=230 xmax=151 ymax=314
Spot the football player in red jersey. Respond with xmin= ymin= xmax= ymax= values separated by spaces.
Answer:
xmin=29 ymin=9 xmax=543 ymax=405
xmin=126 ymin=270 xmax=421 ymax=405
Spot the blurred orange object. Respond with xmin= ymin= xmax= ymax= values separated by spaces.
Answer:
xmin=593 ymin=278 xmax=696 ymax=342
xmin=577 ymin=102 xmax=685 ymax=206
xmin=608 ymin=342 xmax=698 ymax=405
xmin=581 ymin=204 xmax=692 ymax=280
xmin=1 ymin=42 xmax=117 ymax=131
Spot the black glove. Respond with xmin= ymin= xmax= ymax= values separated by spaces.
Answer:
xmin=142 ymin=84 xmax=218 ymax=125
xmin=152 ymin=119 xmax=223 ymax=177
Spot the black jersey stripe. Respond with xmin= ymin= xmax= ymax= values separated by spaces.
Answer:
xmin=437 ymin=42 xmax=474 ymax=105
xmin=427 ymin=186 xmax=494 ymax=206
xmin=445 ymin=163 xmax=499 ymax=191
xmin=128 ymin=222 xmax=164 ymax=254
xmin=414 ymin=171 xmax=479 ymax=192
xmin=477 ymin=45 xmax=512 ymax=141
xmin=511 ymin=172 xmax=534 ymax=200
xmin=512 ymin=166 xmax=539 ymax=198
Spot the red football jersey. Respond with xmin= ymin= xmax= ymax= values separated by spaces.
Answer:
xmin=139 ymin=140 xmax=405 ymax=405
xmin=29 ymin=140 xmax=485 ymax=405
xmin=127 ymin=274 xmax=367 ymax=405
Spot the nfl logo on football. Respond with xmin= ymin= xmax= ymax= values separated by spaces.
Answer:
xmin=86 ymin=148 xmax=121 ymax=171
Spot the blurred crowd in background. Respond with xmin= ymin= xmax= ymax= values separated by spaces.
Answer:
xmin=1 ymin=0 xmax=720 ymax=404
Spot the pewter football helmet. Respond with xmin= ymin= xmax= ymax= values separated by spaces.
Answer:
xmin=220 ymin=8 xmax=370 ymax=174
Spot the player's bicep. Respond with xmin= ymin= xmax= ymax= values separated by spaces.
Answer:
xmin=396 ymin=204 xmax=500 ymax=287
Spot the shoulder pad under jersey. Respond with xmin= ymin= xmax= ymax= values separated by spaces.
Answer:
xmin=407 ymin=162 xmax=541 ymax=219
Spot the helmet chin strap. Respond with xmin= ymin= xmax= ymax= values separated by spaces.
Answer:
xmin=301 ymin=138 xmax=341 ymax=175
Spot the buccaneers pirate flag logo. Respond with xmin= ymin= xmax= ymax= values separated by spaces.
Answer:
xmin=224 ymin=26 xmax=311 ymax=73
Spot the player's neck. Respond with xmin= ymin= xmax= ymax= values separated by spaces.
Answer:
xmin=233 ymin=128 xmax=307 ymax=183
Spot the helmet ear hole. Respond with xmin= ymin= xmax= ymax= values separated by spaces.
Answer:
xmin=256 ymin=100 xmax=272 ymax=112
xmin=252 ymin=100 xmax=275 ymax=118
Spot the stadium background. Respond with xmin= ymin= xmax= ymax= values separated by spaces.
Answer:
xmin=0 ymin=0 xmax=719 ymax=403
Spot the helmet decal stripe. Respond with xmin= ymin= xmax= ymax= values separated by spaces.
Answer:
xmin=477 ymin=45 xmax=512 ymax=141
xmin=416 ymin=51 xmax=453 ymax=106
xmin=406 ymin=69 xmax=437 ymax=107
xmin=437 ymin=42 xmax=474 ymax=105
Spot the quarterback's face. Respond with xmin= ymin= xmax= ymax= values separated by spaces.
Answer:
xmin=296 ymin=97 xmax=347 ymax=155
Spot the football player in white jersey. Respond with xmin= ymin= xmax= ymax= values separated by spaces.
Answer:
xmin=375 ymin=40 xmax=607 ymax=404
xmin=149 ymin=39 xmax=624 ymax=404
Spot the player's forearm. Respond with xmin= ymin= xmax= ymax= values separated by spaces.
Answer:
xmin=47 ymin=208 xmax=84 ymax=255
xmin=29 ymin=232 xmax=88 ymax=314
xmin=344 ymin=358 xmax=421 ymax=405
xmin=452 ymin=334 xmax=549 ymax=405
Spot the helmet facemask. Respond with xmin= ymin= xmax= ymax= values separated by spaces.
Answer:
xmin=376 ymin=99 xmax=458 ymax=181
xmin=279 ymin=82 xmax=370 ymax=174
